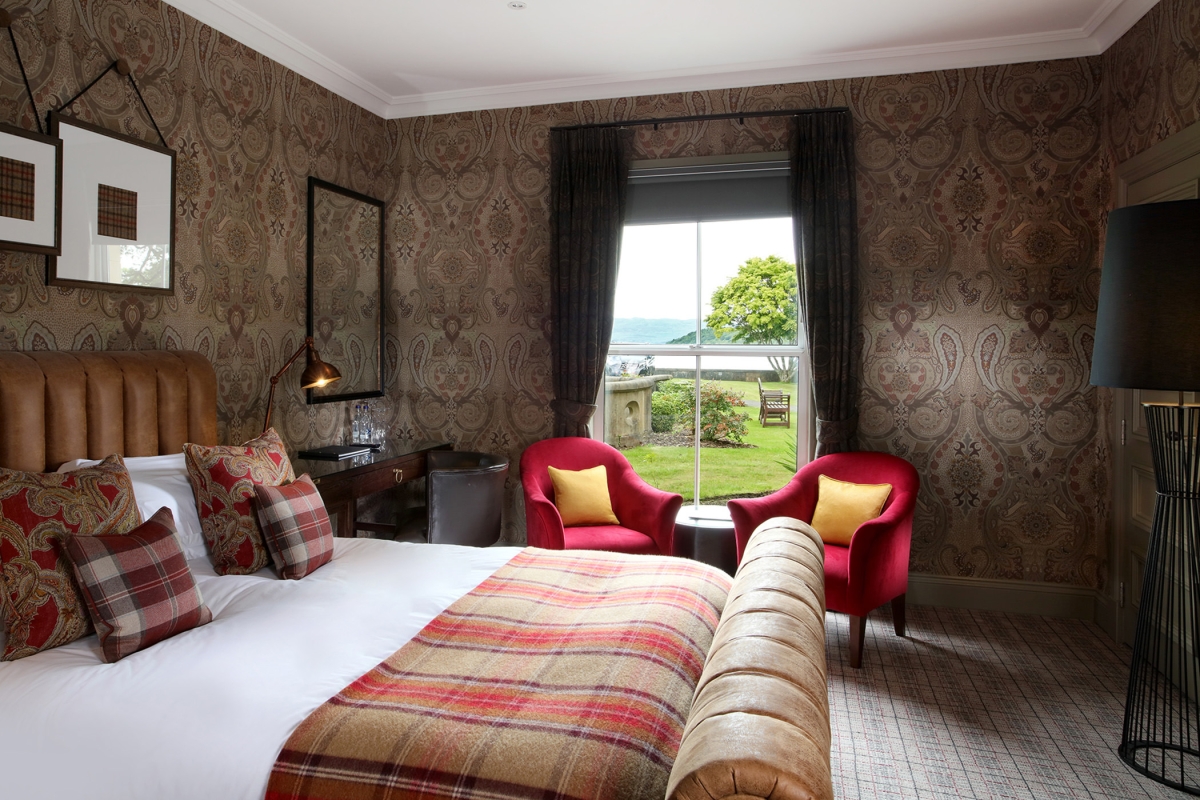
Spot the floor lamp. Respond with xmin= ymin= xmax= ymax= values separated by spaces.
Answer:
xmin=1092 ymin=198 xmax=1200 ymax=794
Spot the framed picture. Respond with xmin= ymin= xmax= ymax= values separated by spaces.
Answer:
xmin=47 ymin=111 xmax=175 ymax=294
xmin=0 ymin=121 xmax=62 ymax=256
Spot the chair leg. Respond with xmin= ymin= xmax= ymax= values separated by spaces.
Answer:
xmin=892 ymin=594 xmax=907 ymax=637
xmin=848 ymin=614 xmax=866 ymax=669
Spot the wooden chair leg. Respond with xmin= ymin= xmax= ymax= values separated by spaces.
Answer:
xmin=892 ymin=593 xmax=906 ymax=637
xmin=848 ymin=614 xmax=866 ymax=669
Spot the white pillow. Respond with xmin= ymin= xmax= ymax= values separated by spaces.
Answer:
xmin=58 ymin=453 xmax=207 ymax=561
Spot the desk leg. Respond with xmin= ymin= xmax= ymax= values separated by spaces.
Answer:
xmin=329 ymin=499 xmax=356 ymax=538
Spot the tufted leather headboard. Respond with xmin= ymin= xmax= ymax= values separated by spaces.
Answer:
xmin=0 ymin=351 xmax=218 ymax=473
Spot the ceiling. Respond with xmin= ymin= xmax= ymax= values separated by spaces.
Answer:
xmin=165 ymin=0 xmax=1160 ymax=120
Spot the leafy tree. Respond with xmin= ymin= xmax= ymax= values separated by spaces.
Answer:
xmin=705 ymin=255 xmax=799 ymax=381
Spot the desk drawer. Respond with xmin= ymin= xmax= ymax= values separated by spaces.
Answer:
xmin=311 ymin=453 xmax=428 ymax=506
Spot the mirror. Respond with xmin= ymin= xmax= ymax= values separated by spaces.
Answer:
xmin=306 ymin=177 xmax=385 ymax=404
xmin=46 ymin=112 xmax=175 ymax=293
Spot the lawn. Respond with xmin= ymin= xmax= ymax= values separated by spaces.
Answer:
xmin=623 ymin=379 xmax=798 ymax=502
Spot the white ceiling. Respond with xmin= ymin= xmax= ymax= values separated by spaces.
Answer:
xmin=165 ymin=0 xmax=1160 ymax=120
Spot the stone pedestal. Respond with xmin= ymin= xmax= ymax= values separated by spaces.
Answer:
xmin=604 ymin=375 xmax=670 ymax=447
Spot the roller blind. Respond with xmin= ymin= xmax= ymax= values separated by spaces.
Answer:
xmin=625 ymin=159 xmax=790 ymax=224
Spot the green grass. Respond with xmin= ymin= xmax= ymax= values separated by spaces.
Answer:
xmin=623 ymin=382 xmax=798 ymax=502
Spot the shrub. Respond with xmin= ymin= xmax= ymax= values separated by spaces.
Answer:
xmin=649 ymin=380 xmax=750 ymax=443
xmin=698 ymin=382 xmax=749 ymax=443
xmin=651 ymin=380 xmax=692 ymax=433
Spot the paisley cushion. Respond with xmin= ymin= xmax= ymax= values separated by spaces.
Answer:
xmin=0 ymin=454 xmax=142 ymax=661
xmin=184 ymin=428 xmax=295 ymax=576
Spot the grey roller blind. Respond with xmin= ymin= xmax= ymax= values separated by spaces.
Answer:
xmin=625 ymin=159 xmax=790 ymax=224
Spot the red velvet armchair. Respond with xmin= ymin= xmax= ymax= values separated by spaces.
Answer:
xmin=520 ymin=437 xmax=682 ymax=555
xmin=728 ymin=451 xmax=919 ymax=668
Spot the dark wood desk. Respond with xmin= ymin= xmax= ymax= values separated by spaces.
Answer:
xmin=300 ymin=440 xmax=451 ymax=537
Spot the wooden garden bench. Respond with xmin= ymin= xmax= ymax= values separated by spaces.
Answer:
xmin=758 ymin=378 xmax=791 ymax=427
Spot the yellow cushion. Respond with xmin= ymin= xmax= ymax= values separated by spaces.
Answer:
xmin=810 ymin=474 xmax=892 ymax=546
xmin=548 ymin=465 xmax=620 ymax=526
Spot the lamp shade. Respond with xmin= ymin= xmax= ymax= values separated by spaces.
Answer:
xmin=1092 ymin=199 xmax=1200 ymax=391
xmin=300 ymin=354 xmax=340 ymax=389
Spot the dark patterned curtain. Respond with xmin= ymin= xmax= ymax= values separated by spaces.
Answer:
xmin=789 ymin=111 xmax=860 ymax=456
xmin=548 ymin=127 xmax=633 ymax=437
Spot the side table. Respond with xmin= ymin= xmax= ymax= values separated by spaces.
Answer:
xmin=673 ymin=505 xmax=738 ymax=575
xmin=300 ymin=440 xmax=451 ymax=537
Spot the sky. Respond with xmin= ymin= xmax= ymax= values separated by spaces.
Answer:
xmin=613 ymin=217 xmax=795 ymax=320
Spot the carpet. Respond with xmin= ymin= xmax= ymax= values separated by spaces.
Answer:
xmin=826 ymin=605 xmax=1183 ymax=799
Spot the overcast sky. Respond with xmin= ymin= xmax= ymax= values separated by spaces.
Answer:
xmin=613 ymin=217 xmax=795 ymax=320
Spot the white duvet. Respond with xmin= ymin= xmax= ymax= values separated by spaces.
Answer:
xmin=0 ymin=538 xmax=520 ymax=800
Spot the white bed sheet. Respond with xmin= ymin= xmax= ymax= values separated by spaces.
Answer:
xmin=0 ymin=538 xmax=520 ymax=800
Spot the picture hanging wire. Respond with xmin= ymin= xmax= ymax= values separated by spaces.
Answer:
xmin=0 ymin=9 xmax=44 ymax=134
xmin=51 ymin=57 xmax=168 ymax=149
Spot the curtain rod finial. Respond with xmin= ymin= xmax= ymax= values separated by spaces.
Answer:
xmin=0 ymin=10 xmax=12 ymax=28
xmin=115 ymin=58 xmax=131 ymax=76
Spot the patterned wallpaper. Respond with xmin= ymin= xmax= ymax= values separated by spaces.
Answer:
xmin=1104 ymin=0 xmax=1200 ymax=164
xmin=1 ymin=0 xmax=1195 ymax=576
xmin=0 ymin=0 xmax=394 ymax=450
xmin=387 ymin=66 xmax=1113 ymax=572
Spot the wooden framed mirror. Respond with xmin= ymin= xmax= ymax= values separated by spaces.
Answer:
xmin=306 ymin=177 xmax=385 ymax=404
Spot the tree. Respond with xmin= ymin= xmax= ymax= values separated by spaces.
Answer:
xmin=705 ymin=254 xmax=799 ymax=381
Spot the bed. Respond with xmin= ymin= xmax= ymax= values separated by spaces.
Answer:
xmin=0 ymin=350 xmax=833 ymax=800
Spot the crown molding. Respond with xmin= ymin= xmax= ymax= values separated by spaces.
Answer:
xmin=166 ymin=0 xmax=1161 ymax=121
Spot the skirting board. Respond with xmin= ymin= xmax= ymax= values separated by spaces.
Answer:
xmin=908 ymin=573 xmax=1103 ymax=623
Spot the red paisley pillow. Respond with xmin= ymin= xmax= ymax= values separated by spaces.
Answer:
xmin=183 ymin=428 xmax=295 ymax=576
xmin=0 ymin=454 xmax=143 ymax=661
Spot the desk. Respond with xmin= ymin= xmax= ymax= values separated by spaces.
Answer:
xmin=673 ymin=505 xmax=738 ymax=575
xmin=301 ymin=440 xmax=451 ymax=537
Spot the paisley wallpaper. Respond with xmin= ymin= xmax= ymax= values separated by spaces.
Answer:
xmin=1 ymin=0 xmax=1196 ymax=576
xmin=0 ymin=0 xmax=395 ymax=451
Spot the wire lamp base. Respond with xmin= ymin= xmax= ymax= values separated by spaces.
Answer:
xmin=1120 ymin=403 xmax=1200 ymax=794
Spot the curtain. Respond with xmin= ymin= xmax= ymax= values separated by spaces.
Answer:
xmin=789 ymin=111 xmax=860 ymax=457
xmin=548 ymin=127 xmax=633 ymax=437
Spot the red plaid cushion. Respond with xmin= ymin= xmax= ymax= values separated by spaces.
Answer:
xmin=253 ymin=475 xmax=334 ymax=579
xmin=0 ymin=455 xmax=142 ymax=661
xmin=64 ymin=506 xmax=211 ymax=663
xmin=184 ymin=428 xmax=295 ymax=576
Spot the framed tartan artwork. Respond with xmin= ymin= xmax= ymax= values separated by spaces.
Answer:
xmin=0 ymin=122 xmax=62 ymax=256
xmin=46 ymin=111 xmax=175 ymax=294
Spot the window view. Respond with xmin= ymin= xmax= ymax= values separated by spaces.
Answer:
xmin=599 ymin=217 xmax=808 ymax=506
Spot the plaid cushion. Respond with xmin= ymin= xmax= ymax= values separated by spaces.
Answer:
xmin=254 ymin=475 xmax=334 ymax=579
xmin=0 ymin=455 xmax=142 ymax=661
xmin=184 ymin=428 xmax=295 ymax=576
xmin=64 ymin=507 xmax=212 ymax=663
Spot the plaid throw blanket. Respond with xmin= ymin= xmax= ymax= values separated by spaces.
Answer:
xmin=266 ymin=548 xmax=731 ymax=800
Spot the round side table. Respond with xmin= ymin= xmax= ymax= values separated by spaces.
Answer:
xmin=673 ymin=505 xmax=738 ymax=575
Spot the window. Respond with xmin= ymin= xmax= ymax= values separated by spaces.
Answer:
xmin=596 ymin=155 xmax=810 ymax=508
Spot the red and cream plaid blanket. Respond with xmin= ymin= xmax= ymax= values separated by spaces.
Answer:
xmin=266 ymin=548 xmax=731 ymax=800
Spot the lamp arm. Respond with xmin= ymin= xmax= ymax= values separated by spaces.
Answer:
xmin=262 ymin=337 xmax=314 ymax=433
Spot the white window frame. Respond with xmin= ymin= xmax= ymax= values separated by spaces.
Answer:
xmin=595 ymin=212 xmax=813 ymax=506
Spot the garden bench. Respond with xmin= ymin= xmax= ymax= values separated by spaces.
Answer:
xmin=757 ymin=377 xmax=791 ymax=428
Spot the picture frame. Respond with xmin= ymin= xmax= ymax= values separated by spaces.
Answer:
xmin=306 ymin=177 xmax=386 ymax=405
xmin=46 ymin=111 xmax=175 ymax=294
xmin=0 ymin=121 xmax=62 ymax=256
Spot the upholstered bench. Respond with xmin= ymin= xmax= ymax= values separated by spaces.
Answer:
xmin=669 ymin=516 xmax=832 ymax=800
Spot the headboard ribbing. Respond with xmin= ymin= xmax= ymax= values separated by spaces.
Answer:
xmin=0 ymin=351 xmax=218 ymax=472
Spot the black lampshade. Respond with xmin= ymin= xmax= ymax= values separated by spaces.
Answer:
xmin=1092 ymin=199 xmax=1200 ymax=391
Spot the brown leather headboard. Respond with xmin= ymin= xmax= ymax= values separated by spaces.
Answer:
xmin=0 ymin=351 xmax=218 ymax=472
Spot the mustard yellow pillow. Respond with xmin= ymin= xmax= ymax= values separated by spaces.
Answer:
xmin=548 ymin=465 xmax=620 ymax=526
xmin=810 ymin=474 xmax=893 ymax=546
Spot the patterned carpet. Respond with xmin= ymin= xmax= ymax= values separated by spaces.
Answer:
xmin=825 ymin=605 xmax=1185 ymax=799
